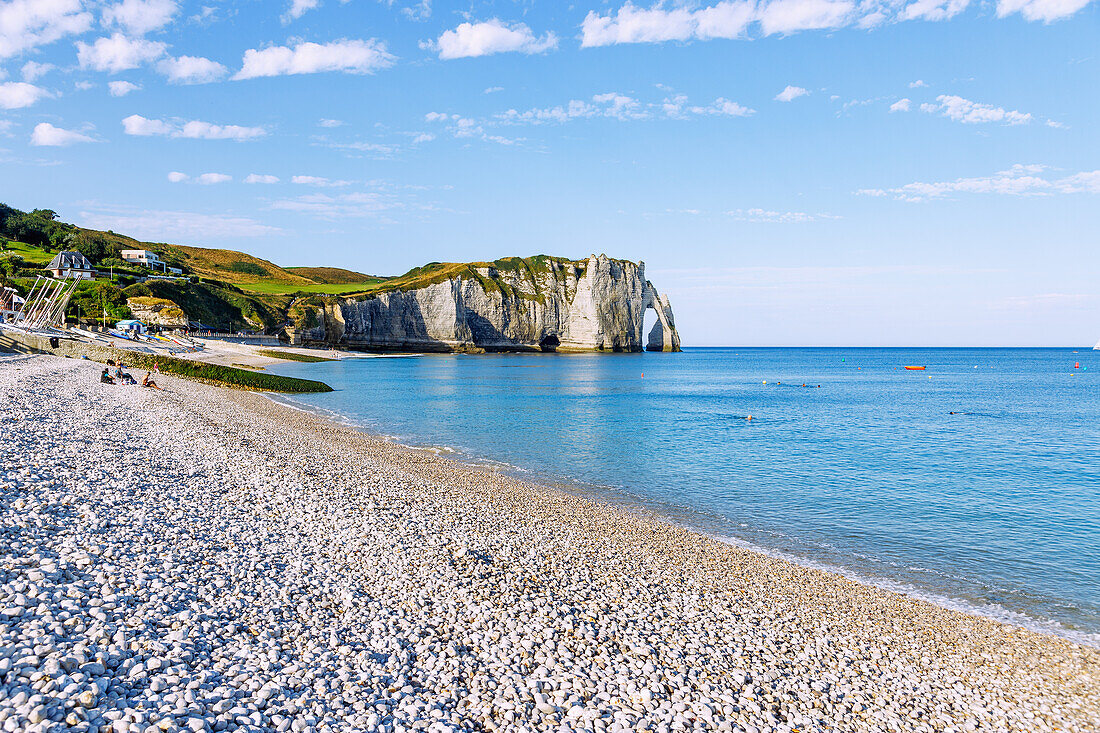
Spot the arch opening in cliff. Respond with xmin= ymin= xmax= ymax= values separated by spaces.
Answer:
xmin=642 ymin=309 xmax=658 ymax=346
xmin=539 ymin=334 xmax=560 ymax=352
xmin=642 ymin=283 xmax=682 ymax=352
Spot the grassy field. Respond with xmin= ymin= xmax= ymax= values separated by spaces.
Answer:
xmin=240 ymin=280 xmax=388 ymax=295
xmin=256 ymin=349 xmax=336 ymax=363
xmin=114 ymin=351 xmax=333 ymax=392
xmin=2 ymin=240 xmax=55 ymax=264
xmin=286 ymin=266 xmax=385 ymax=284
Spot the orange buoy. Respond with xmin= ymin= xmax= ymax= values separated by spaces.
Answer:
xmin=904 ymin=366 xmax=926 ymax=370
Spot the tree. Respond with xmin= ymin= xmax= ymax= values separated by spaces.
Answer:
xmin=0 ymin=254 xmax=20 ymax=290
xmin=68 ymin=281 xmax=129 ymax=323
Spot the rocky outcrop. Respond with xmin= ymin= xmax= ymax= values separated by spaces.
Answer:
xmin=287 ymin=254 xmax=681 ymax=353
xmin=126 ymin=297 xmax=188 ymax=328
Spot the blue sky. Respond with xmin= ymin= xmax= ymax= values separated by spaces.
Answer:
xmin=1 ymin=0 xmax=1097 ymax=346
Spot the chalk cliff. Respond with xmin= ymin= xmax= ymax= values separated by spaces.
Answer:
xmin=287 ymin=254 xmax=681 ymax=353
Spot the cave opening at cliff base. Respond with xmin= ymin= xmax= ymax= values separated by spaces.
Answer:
xmin=539 ymin=335 xmax=560 ymax=352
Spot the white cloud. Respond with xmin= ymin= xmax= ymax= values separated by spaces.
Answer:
xmin=431 ymin=19 xmax=558 ymax=59
xmin=102 ymin=0 xmax=179 ymax=35
xmin=76 ymin=33 xmax=166 ymax=73
xmin=292 ymin=175 xmax=352 ymax=186
xmin=30 ymin=122 xmax=96 ymax=146
xmin=178 ymin=120 xmax=266 ymax=139
xmin=401 ymin=0 xmax=431 ymax=20
xmin=924 ymin=94 xmax=1031 ymax=124
xmin=21 ymin=61 xmax=54 ymax=81
xmin=483 ymin=86 xmax=503 ymax=94
xmin=889 ymin=98 xmax=911 ymax=112
xmin=78 ymin=206 xmax=282 ymax=240
xmin=581 ymin=2 xmax=754 ymax=47
xmin=996 ymin=0 xmax=1093 ymax=21
xmin=122 ymin=114 xmax=266 ymax=139
xmin=581 ymin=0 xmax=1070 ymax=47
xmin=0 ymin=0 xmax=93 ymax=60
xmin=411 ymin=133 xmax=434 ymax=144
xmin=900 ymin=0 xmax=971 ymax=21
xmin=0 ymin=81 xmax=49 ymax=109
xmin=167 ymin=171 xmax=188 ymax=182
xmin=235 ymin=39 xmax=394 ymax=80
xmin=157 ymin=55 xmax=228 ymax=84
xmin=909 ymin=79 xmax=928 ymax=88
xmin=195 ymin=172 xmax=231 ymax=184
xmin=701 ymin=98 xmax=755 ymax=116
xmin=775 ymin=85 xmax=809 ymax=102
xmin=757 ymin=0 xmax=854 ymax=35
xmin=282 ymin=0 xmax=321 ymax=23
xmin=245 ymin=173 xmax=280 ymax=183
xmin=318 ymin=118 xmax=344 ymax=127
xmin=108 ymin=80 xmax=140 ymax=96
xmin=122 ymin=114 xmax=173 ymax=135
xmin=857 ymin=164 xmax=1100 ymax=201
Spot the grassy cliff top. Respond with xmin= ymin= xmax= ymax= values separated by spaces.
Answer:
xmin=347 ymin=255 xmax=590 ymax=299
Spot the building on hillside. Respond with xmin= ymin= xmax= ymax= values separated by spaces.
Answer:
xmin=120 ymin=249 xmax=167 ymax=272
xmin=115 ymin=319 xmax=146 ymax=335
xmin=46 ymin=250 xmax=96 ymax=280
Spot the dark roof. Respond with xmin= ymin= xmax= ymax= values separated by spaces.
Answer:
xmin=47 ymin=250 xmax=94 ymax=271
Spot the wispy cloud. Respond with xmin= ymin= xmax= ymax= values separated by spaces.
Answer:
xmin=857 ymin=164 xmax=1100 ymax=201
xmin=245 ymin=173 xmax=280 ymax=184
xmin=889 ymin=98 xmax=911 ymax=112
xmin=122 ymin=114 xmax=266 ymax=140
xmin=995 ymin=0 xmax=1092 ymax=22
xmin=921 ymin=94 xmax=1032 ymax=125
xmin=775 ymin=85 xmax=809 ymax=102
xmin=579 ymin=0 xmax=1092 ymax=49
xmin=727 ymin=208 xmax=840 ymax=222
xmin=282 ymin=0 xmax=321 ymax=23
xmin=78 ymin=205 xmax=283 ymax=240
xmin=167 ymin=171 xmax=232 ymax=184
xmin=292 ymin=175 xmax=353 ymax=187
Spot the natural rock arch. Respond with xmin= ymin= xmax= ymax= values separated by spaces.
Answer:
xmin=642 ymin=283 xmax=681 ymax=352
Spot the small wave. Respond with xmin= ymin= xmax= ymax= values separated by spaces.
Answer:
xmin=714 ymin=533 xmax=1100 ymax=648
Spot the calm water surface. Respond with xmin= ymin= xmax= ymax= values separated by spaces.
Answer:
xmin=268 ymin=348 xmax=1100 ymax=645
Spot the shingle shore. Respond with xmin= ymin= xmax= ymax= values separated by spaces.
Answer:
xmin=1 ymin=356 xmax=1097 ymax=733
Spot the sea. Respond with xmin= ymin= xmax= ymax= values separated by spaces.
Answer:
xmin=266 ymin=347 xmax=1100 ymax=646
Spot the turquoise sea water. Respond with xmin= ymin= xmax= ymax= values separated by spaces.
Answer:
xmin=267 ymin=348 xmax=1100 ymax=645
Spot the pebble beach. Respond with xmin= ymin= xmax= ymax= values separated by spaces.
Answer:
xmin=2 ymin=355 xmax=1098 ymax=733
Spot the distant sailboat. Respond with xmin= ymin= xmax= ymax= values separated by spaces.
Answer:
xmin=1094 ymin=337 xmax=1100 ymax=350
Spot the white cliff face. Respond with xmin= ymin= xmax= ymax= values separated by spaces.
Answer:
xmin=294 ymin=255 xmax=680 ymax=352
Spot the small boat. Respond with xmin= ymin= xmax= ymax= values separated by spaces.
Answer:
xmin=904 ymin=366 xmax=926 ymax=370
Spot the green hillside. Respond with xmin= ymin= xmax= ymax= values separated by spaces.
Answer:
xmin=0 ymin=203 xmax=597 ymax=334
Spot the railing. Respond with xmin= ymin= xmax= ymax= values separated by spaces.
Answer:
xmin=191 ymin=332 xmax=281 ymax=345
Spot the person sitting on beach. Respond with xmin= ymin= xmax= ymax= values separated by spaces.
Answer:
xmin=115 ymin=366 xmax=137 ymax=385
xmin=141 ymin=372 xmax=162 ymax=390
xmin=100 ymin=369 xmax=116 ymax=384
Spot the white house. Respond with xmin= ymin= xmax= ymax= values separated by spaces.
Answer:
xmin=120 ymin=249 xmax=167 ymax=272
xmin=46 ymin=250 xmax=96 ymax=280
